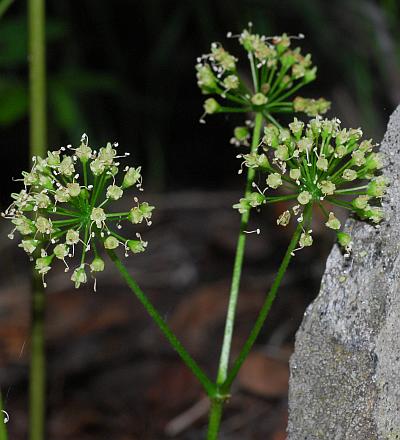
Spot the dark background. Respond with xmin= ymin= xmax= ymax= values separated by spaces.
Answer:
xmin=0 ymin=0 xmax=399 ymax=439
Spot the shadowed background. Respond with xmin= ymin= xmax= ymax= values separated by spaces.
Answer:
xmin=0 ymin=0 xmax=399 ymax=438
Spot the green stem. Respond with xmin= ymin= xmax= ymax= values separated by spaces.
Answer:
xmin=207 ymin=399 xmax=224 ymax=440
xmin=206 ymin=112 xmax=263 ymax=440
xmin=221 ymin=204 xmax=312 ymax=393
xmin=215 ymin=112 xmax=263 ymax=386
xmin=106 ymin=249 xmax=215 ymax=397
xmin=0 ymin=391 xmax=8 ymax=440
xmin=29 ymin=0 xmax=47 ymax=438
xmin=29 ymin=274 xmax=46 ymax=440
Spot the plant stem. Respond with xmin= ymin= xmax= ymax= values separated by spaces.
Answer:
xmin=106 ymin=249 xmax=215 ymax=397
xmin=206 ymin=112 xmax=263 ymax=439
xmin=29 ymin=275 xmax=46 ymax=440
xmin=28 ymin=0 xmax=47 ymax=438
xmin=207 ymin=399 xmax=224 ymax=440
xmin=0 ymin=391 xmax=8 ymax=440
xmin=215 ymin=112 xmax=263 ymax=387
xmin=221 ymin=205 xmax=312 ymax=393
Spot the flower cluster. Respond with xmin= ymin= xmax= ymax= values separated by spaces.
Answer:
xmin=233 ymin=117 xmax=387 ymax=253
xmin=196 ymin=24 xmax=330 ymax=125
xmin=2 ymin=135 xmax=154 ymax=289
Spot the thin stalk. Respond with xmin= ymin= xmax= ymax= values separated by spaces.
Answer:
xmin=106 ymin=249 xmax=215 ymax=397
xmin=221 ymin=205 xmax=312 ymax=393
xmin=207 ymin=400 xmax=224 ymax=440
xmin=0 ymin=391 xmax=8 ymax=440
xmin=206 ymin=112 xmax=263 ymax=440
xmin=215 ymin=112 xmax=263 ymax=386
xmin=28 ymin=0 xmax=47 ymax=438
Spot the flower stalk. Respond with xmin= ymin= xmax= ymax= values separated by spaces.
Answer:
xmin=28 ymin=0 xmax=47 ymax=437
xmin=106 ymin=249 xmax=216 ymax=396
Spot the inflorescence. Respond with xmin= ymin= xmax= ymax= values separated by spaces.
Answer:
xmin=2 ymin=134 xmax=154 ymax=289
xmin=233 ymin=116 xmax=387 ymax=254
xmin=196 ymin=23 xmax=330 ymax=127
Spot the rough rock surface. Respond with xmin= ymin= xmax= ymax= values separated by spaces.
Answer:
xmin=288 ymin=105 xmax=400 ymax=440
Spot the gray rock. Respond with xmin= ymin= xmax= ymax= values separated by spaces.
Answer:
xmin=288 ymin=105 xmax=400 ymax=440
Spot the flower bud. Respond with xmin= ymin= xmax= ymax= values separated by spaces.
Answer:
xmin=251 ymin=93 xmax=268 ymax=106
xmin=90 ymin=256 xmax=105 ymax=272
xmin=297 ymin=191 xmax=312 ymax=205
xmin=106 ymin=185 xmax=123 ymax=201
xmin=325 ymin=212 xmax=341 ymax=230
xmin=104 ymin=236 xmax=119 ymax=249
xmin=299 ymin=232 xmax=313 ymax=247
xmin=71 ymin=266 xmax=87 ymax=288
xmin=54 ymin=243 xmax=69 ymax=260
xmin=127 ymin=240 xmax=147 ymax=254
xmin=203 ymin=98 xmax=220 ymax=114
xmin=266 ymin=173 xmax=282 ymax=189
xmin=122 ymin=167 xmax=141 ymax=189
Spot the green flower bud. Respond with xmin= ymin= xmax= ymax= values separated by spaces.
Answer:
xmin=47 ymin=151 xmax=61 ymax=167
xmin=266 ymin=173 xmax=282 ymax=189
xmin=247 ymin=192 xmax=265 ymax=207
xmin=204 ymin=98 xmax=220 ymax=114
xmin=99 ymin=143 xmax=117 ymax=166
xmin=90 ymin=158 xmax=106 ymax=176
xmin=59 ymin=156 xmax=75 ymax=177
xmin=122 ymin=167 xmax=141 ymax=189
xmin=66 ymin=229 xmax=80 ymax=245
xmin=251 ymin=93 xmax=268 ymax=106
xmin=359 ymin=140 xmax=373 ymax=153
xmin=316 ymin=156 xmax=328 ymax=171
xmin=91 ymin=207 xmax=106 ymax=228
xmin=34 ymin=192 xmax=51 ymax=209
xmin=67 ymin=182 xmax=81 ymax=197
xmin=104 ymin=236 xmax=119 ymax=249
xmin=75 ymin=144 xmax=92 ymax=162
xmin=367 ymin=177 xmax=388 ymax=198
xmin=234 ymin=126 xmax=250 ymax=141
xmin=196 ymin=64 xmax=217 ymax=90
xmin=342 ymin=169 xmax=357 ymax=181
xmin=297 ymin=191 xmax=312 ymax=205
xmin=318 ymin=180 xmax=336 ymax=196
xmin=233 ymin=198 xmax=250 ymax=214
xmin=352 ymin=195 xmax=370 ymax=210
xmin=71 ymin=266 xmax=87 ymax=288
xmin=35 ymin=254 xmax=54 ymax=274
xmin=55 ymin=188 xmax=71 ymax=203
xmin=290 ymin=168 xmax=301 ymax=181
xmin=12 ymin=216 xmax=35 ymax=235
xmin=19 ymin=239 xmax=40 ymax=254
xmin=289 ymin=118 xmax=304 ymax=139
xmin=54 ymin=243 xmax=69 ymax=259
xmin=365 ymin=152 xmax=384 ymax=170
xmin=299 ymin=232 xmax=313 ymax=247
xmin=127 ymin=239 xmax=147 ymax=254
xmin=90 ymin=256 xmax=105 ymax=272
xmin=325 ymin=212 xmax=341 ymax=230
xmin=352 ymin=150 xmax=366 ymax=167
xmin=223 ymin=75 xmax=239 ymax=89
xmin=275 ymin=144 xmax=289 ymax=161
xmin=35 ymin=216 xmax=53 ymax=234
xmin=365 ymin=207 xmax=384 ymax=223
xmin=106 ymin=185 xmax=123 ymax=201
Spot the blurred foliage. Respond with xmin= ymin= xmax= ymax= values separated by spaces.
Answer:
xmin=1 ymin=0 xmax=400 ymax=205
